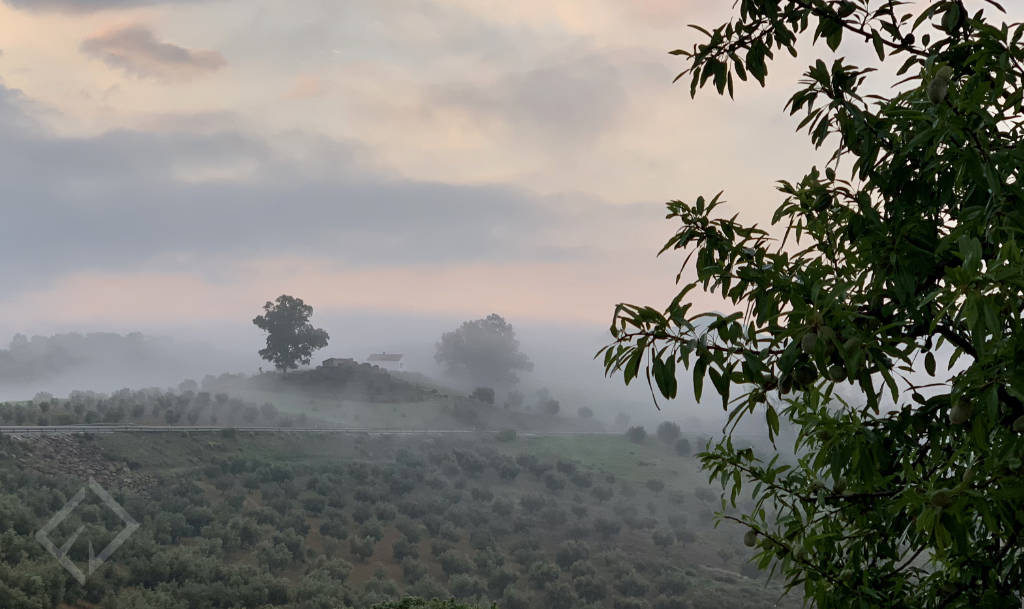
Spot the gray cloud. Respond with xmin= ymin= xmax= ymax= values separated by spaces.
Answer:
xmin=4 ymin=0 xmax=197 ymax=11
xmin=432 ymin=55 xmax=629 ymax=143
xmin=0 ymin=84 xmax=661 ymax=293
xmin=80 ymin=25 xmax=226 ymax=81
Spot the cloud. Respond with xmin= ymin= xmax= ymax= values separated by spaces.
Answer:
xmin=287 ymin=76 xmax=328 ymax=100
xmin=80 ymin=24 xmax=225 ymax=81
xmin=0 ymin=83 xmax=667 ymax=304
xmin=3 ymin=0 xmax=196 ymax=11
xmin=432 ymin=54 xmax=628 ymax=144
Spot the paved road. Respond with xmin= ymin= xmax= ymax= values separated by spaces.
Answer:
xmin=0 ymin=424 xmax=617 ymax=437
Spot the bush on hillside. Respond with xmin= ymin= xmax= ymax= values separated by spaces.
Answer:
xmin=656 ymin=421 xmax=681 ymax=444
xmin=626 ymin=426 xmax=647 ymax=443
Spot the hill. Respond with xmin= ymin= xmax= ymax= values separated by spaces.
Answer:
xmin=0 ymin=428 xmax=797 ymax=609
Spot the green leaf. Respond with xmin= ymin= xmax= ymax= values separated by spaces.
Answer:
xmin=871 ymin=30 xmax=885 ymax=60
xmin=766 ymin=405 xmax=780 ymax=442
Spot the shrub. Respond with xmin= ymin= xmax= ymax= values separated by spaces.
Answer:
xmin=431 ymin=540 xmax=454 ymax=558
xmin=519 ymin=494 xmax=546 ymax=512
xmin=351 ymin=503 xmax=373 ymax=524
xmin=615 ymin=570 xmax=649 ymax=597
xmin=491 ymin=498 xmax=514 ymax=517
xmin=487 ymin=568 xmax=517 ymax=595
xmin=319 ymin=519 xmax=347 ymax=539
xmin=569 ymin=471 xmax=593 ymax=489
xmin=652 ymin=595 xmax=691 ymax=609
xmin=626 ymin=426 xmax=647 ymax=443
xmin=473 ymin=547 xmax=505 ymax=573
xmin=302 ymin=494 xmax=326 ymax=514
xmin=468 ymin=529 xmax=494 ymax=551
xmin=405 ymin=579 xmax=450 ymax=602
xmin=495 ymin=429 xmax=517 ymax=442
xmin=497 ymin=463 xmax=520 ymax=480
xmin=667 ymin=513 xmax=688 ymax=530
xmin=258 ymin=541 xmax=293 ymax=573
xmin=448 ymin=574 xmax=487 ymax=599
xmin=573 ymin=574 xmax=607 ymax=602
xmin=374 ymin=503 xmax=396 ymax=522
xmin=593 ymin=517 xmax=621 ymax=539
xmin=543 ymin=472 xmax=567 ymax=492
xmin=540 ymin=399 xmax=560 ymax=416
xmin=349 ymin=536 xmax=375 ymax=562
xmin=470 ymin=387 xmax=495 ymax=404
xmin=555 ymin=540 xmax=589 ymax=570
xmin=392 ymin=537 xmax=418 ymax=561
xmin=544 ymin=582 xmax=577 ymax=609
xmin=676 ymin=528 xmax=697 ymax=543
xmin=569 ymin=561 xmax=596 ymax=579
xmin=439 ymin=522 xmax=461 ymax=542
xmin=591 ymin=486 xmax=614 ymax=502
xmin=438 ymin=551 xmax=473 ymax=576
xmin=501 ymin=589 xmax=531 ymax=609
xmin=527 ymin=561 xmax=560 ymax=589
xmin=359 ymin=521 xmax=384 ymax=542
xmin=577 ymin=406 xmax=594 ymax=418
xmin=470 ymin=487 xmax=494 ymax=503
xmin=654 ymin=571 xmax=689 ymax=596
xmin=656 ymin=421 xmax=682 ymax=444
xmin=674 ymin=437 xmax=692 ymax=456
xmin=539 ymin=506 xmax=568 ymax=527
xmin=652 ymin=530 xmax=675 ymax=548
xmin=396 ymin=518 xmax=424 ymax=543
xmin=401 ymin=557 xmax=427 ymax=583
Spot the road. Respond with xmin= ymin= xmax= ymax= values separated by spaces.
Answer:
xmin=0 ymin=424 xmax=618 ymax=437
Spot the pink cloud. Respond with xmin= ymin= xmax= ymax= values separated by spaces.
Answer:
xmin=0 ymin=256 xmax=706 ymax=329
xmin=287 ymin=75 xmax=328 ymax=100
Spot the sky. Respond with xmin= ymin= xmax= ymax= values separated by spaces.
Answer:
xmin=0 ymin=0 xmax=932 ymax=410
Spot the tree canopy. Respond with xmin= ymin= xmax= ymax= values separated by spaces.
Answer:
xmin=435 ymin=314 xmax=533 ymax=387
xmin=602 ymin=1 xmax=1024 ymax=607
xmin=252 ymin=295 xmax=330 ymax=372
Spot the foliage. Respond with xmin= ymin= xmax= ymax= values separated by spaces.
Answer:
xmin=369 ymin=597 xmax=491 ymax=609
xmin=495 ymin=429 xmax=517 ymax=442
xmin=601 ymin=1 xmax=1024 ymax=607
xmin=0 ymin=420 xmax=799 ymax=609
xmin=625 ymin=426 xmax=647 ymax=443
xmin=252 ymin=294 xmax=330 ymax=372
xmin=655 ymin=421 xmax=682 ymax=444
xmin=470 ymin=387 xmax=495 ymax=404
xmin=673 ymin=437 xmax=691 ymax=457
xmin=435 ymin=314 xmax=533 ymax=387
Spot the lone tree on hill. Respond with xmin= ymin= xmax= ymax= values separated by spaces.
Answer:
xmin=252 ymin=295 xmax=329 ymax=372
xmin=435 ymin=314 xmax=533 ymax=388
xmin=601 ymin=2 xmax=1024 ymax=607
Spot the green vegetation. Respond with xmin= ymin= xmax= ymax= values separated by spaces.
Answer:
xmin=434 ymin=314 xmax=533 ymax=389
xmin=602 ymin=1 xmax=1024 ymax=607
xmin=253 ymin=295 xmax=330 ymax=372
xmin=0 ymin=427 xmax=792 ymax=609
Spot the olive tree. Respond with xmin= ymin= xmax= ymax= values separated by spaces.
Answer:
xmin=601 ymin=1 xmax=1024 ymax=608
